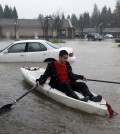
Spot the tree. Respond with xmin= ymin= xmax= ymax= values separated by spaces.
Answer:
xmin=52 ymin=11 xmax=65 ymax=39
xmin=83 ymin=12 xmax=90 ymax=28
xmin=0 ymin=4 xmax=3 ymax=19
xmin=91 ymin=4 xmax=100 ymax=28
xmin=71 ymin=14 xmax=78 ymax=28
xmin=38 ymin=14 xmax=45 ymax=37
xmin=100 ymin=6 xmax=108 ymax=27
xmin=107 ymin=7 xmax=113 ymax=27
xmin=12 ymin=7 xmax=18 ymax=19
xmin=3 ymin=5 xmax=11 ymax=18
xmin=78 ymin=14 xmax=84 ymax=38
xmin=114 ymin=0 xmax=120 ymax=27
xmin=67 ymin=15 xmax=70 ymax=19
xmin=9 ymin=7 xmax=13 ymax=19
xmin=62 ymin=14 xmax=65 ymax=19
xmin=0 ymin=4 xmax=3 ymax=37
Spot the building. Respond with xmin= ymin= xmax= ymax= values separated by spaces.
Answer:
xmin=0 ymin=19 xmax=74 ymax=39
xmin=75 ymin=28 xmax=120 ymax=38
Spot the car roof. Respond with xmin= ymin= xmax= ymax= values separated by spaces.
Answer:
xmin=88 ymin=33 xmax=99 ymax=34
xmin=13 ymin=39 xmax=46 ymax=44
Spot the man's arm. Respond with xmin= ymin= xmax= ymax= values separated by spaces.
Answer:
xmin=36 ymin=63 xmax=51 ymax=86
xmin=67 ymin=62 xmax=85 ymax=80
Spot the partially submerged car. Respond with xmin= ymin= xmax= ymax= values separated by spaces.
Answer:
xmin=0 ymin=40 xmax=76 ymax=62
xmin=85 ymin=33 xmax=102 ymax=41
xmin=104 ymin=34 xmax=113 ymax=38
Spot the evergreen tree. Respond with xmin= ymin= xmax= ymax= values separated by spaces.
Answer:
xmin=71 ymin=14 xmax=78 ymax=28
xmin=78 ymin=14 xmax=84 ymax=37
xmin=115 ymin=0 xmax=120 ymax=27
xmin=0 ymin=4 xmax=3 ymax=19
xmin=67 ymin=15 xmax=70 ymax=19
xmin=83 ymin=12 xmax=90 ymax=28
xmin=3 ymin=5 xmax=11 ymax=18
xmin=62 ymin=14 xmax=65 ymax=19
xmin=91 ymin=4 xmax=100 ymax=28
xmin=9 ymin=7 xmax=13 ymax=18
xmin=107 ymin=7 xmax=113 ymax=27
xmin=12 ymin=7 xmax=18 ymax=19
xmin=100 ymin=6 xmax=108 ymax=27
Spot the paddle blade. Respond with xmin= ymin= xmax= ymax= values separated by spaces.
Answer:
xmin=0 ymin=103 xmax=13 ymax=113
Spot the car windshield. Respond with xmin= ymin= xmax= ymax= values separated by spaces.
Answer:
xmin=92 ymin=33 xmax=100 ymax=36
xmin=45 ymin=41 xmax=61 ymax=49
xmin=95 ymin=33 xmax=100 ymax=36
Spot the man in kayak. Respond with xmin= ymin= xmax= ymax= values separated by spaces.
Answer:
xmin=36 ymin=50 xmax=102 ymax=102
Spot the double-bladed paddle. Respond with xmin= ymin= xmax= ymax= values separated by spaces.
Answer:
xmin=0 ymin=86 xmax=37 ymax=114
xmin=87 ymin=79 xmax=120 ymax=84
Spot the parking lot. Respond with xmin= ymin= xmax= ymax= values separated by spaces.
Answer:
xmin=0 ymin=38 xmax=120 ymax=134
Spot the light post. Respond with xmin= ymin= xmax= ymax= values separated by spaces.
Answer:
xmin=94 ymin=26 xmax=97 ymax=32
xmin=80 ymin=19 xmax=84 ymax=38
xmin=14 ymin=21 xmax=17 ymax=39
xmin=107 ymin=23 xmax=111 ymax=34
xmin=100 ymin=23 xmax=103 ymax=35
xmin=44 ymin=16 xmax=51 ymax=41
xmin=107 ymin=23 xmax=110 ymax=28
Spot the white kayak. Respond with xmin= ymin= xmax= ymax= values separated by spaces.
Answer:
xmin=20 ymin=67 xmax=108 ymax=116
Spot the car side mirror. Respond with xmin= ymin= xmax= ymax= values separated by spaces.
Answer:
xmin=3 ymin=49 xmax=8 ymax=54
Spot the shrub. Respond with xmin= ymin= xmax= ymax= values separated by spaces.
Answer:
xmin=115 ymin=38 xmax=120 ymax=43
xmin=118 ymin=44 xmax=120 ymax=47
xmin=51 ymin=39 xmax=65 ymax=43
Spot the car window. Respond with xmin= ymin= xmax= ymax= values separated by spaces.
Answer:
xmin=8 ymin=43 xmax=26 ymax=53
xmin=28 ymin=42 xmax=47 ymax=52
xmin=39 ymin=43 xmax=47 ymax=51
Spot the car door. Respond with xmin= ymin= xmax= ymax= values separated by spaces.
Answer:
xmin=1 ymin=43 xmax=26 ymax=62
xmin=25 ymin=42 xmax=48 ymax=62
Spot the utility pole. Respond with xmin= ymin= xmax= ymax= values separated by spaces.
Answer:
xmin=100 ymin=23 xmax=103 ymax=35
xmin=44 ymin=16 xmax=51 ymax=41
xmin=14 ymin=20 xmax=17 ymax=39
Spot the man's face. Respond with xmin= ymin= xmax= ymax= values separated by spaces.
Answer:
xmin=59 ymin=55 xmax=68 ymax=64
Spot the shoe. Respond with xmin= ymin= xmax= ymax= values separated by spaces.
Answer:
xmin=92 ymin=95 xmax=102 ymax=102
xmin=80 ymin=96 xmax=89 ymax=102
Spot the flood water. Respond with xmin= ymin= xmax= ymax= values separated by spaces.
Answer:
xmin=0 ymin=39 xmax=120 ymax=134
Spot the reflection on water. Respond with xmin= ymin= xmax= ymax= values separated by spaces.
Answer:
xmin=0 ymin=39 xmax=120 ymax=134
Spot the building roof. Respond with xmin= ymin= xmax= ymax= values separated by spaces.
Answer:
xmin=0 ymin=19 xmax=73 ymax=28
xmin=103 ymin=28 xmax=120 ymax=32
xmin=75 ymin=28 xmax=120 ymax=33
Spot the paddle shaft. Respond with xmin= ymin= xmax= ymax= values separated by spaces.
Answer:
xmin=12 ymin=86 xmax=36 ymax=105
xmin=0 ymin=86 xmax=37 ymax=113
xmin=87 ymin=79 xmax=120 ymax=84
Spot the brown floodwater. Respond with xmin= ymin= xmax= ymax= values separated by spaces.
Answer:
xmin=0 ymin=39 xmax=120 ymax=134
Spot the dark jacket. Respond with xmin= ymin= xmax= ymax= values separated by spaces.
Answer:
xmin=36 ymin=61 xmax=84 ymax=88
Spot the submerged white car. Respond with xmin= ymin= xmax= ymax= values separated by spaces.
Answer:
xmin=0 ymin=40 xmax=76 ymax=62
xmin=104 ymin=34 xmax=113 ymax=38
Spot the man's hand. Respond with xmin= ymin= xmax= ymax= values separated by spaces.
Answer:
xmin=36 ymin=81 xmax=40 ymax=87
xmin=83 ymin=76 xmax=87 ymax=81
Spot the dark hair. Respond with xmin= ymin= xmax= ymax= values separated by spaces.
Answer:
xmin=59 ymin=50 xmax=68 ymax=57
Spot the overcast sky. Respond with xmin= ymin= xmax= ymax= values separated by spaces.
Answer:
xmin=0 ymin=0 xmax=117 ymax=19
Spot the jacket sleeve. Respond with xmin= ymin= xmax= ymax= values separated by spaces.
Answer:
xmin=67 ymin=62 xmax=84 ymax=80
xmin=36 ymin=63 xmax=51 ymax=85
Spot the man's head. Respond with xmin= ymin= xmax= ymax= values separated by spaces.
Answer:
xmin=59 ymin=50 xmax=68 ymax=64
